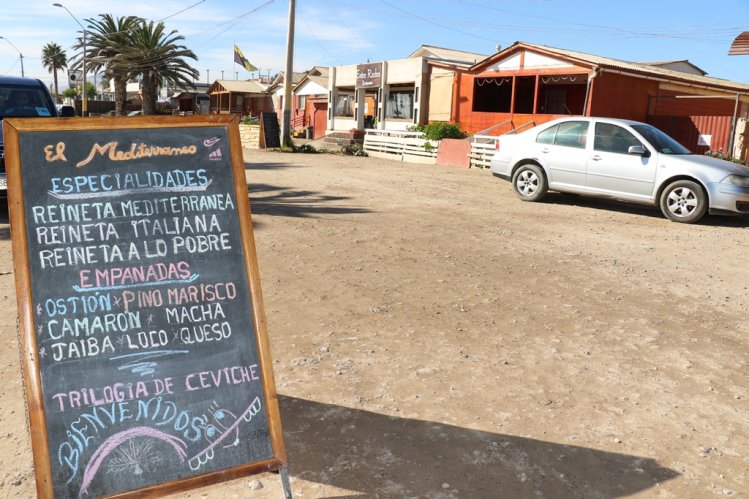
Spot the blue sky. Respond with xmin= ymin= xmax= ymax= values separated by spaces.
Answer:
xmin=1 ymin=0 xmax=748 ymax=89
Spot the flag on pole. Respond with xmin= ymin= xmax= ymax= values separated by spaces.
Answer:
xmin=234 ymin=45 xmax=257 ymax=72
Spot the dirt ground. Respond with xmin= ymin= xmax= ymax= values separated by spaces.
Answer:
xmin=1 ymin=148 xmax=748 ymax=498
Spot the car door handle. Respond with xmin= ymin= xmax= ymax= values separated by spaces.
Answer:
xmin=591 ymin=155 xmax=602 ymax=161
xmin=541 ymin=148 xmax=550 ymax=153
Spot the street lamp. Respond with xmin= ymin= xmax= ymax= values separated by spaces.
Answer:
xmin=0 ymin=36 xmax=24 ymax=77
xmin=53 ymin=3 xmax=87 ymax=116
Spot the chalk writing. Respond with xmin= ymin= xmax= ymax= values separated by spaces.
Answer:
xmin=14 ymin=124 xmax=277 ymax=498
xmin=76 ymin=141 xmax=198 ymax=167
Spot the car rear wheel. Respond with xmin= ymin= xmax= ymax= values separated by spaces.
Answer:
xmin=511 ymin=164 xmax=547 ymax=202
xmin=659 ymin=180 xmax=707 ymax=223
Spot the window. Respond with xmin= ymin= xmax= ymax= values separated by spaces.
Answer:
xmin=386 ymin=89 xmax=414 ymax=119
xmin=536 ymin=125 xmax=556 ymax=144
xmin=298 ymin=95 xmax=307 ymax=110
xmin=631 ymin=124 xmax=690 ymax=155
xmin=335 ymin=94 xmax=354 ymax=117
xmin=0 ymin=84 xmax=54 ymax=118
xmin=594 ymin=123 xmax=641 ymax=154
xmin=553 ymin=121 xmax=589 ymax=149
xmin=473 ymin=77 xmax=511 ymax=113
xmin=514 ymin=76 xmax=535 ymax=114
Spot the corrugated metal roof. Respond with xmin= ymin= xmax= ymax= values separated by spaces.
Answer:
xmin=408 ymin=45 xmax=487 ymax=64
xmin=639 ymin=60 xmax=707 ymax=76
xmin=729 ymin=32 xmax=749 ymax=55
xmin=306 ymin=74 xmax=328 ymax=88
xmin=293 ymin=67 xmax=329 ymax=93
xmin=478 ymin=42 xmax=749 ymax=93
xmin=211 ymin=80 xmax=267 ymax=93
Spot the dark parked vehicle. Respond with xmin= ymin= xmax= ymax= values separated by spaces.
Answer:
xmin=0 ymin=76 xmax=74 ymax=197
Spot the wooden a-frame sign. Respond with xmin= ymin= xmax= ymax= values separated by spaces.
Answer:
xmin=3 ymin=115 xmax=287 ymax=498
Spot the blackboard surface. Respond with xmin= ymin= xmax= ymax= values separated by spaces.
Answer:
xmin=4 ymin=116 xmax=285 ymax=498
xmin=260 ymin=112 xmax=280 ymax=148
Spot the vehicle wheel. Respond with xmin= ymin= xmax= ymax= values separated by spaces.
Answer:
xmin=511 ymin=163 xmax=547 ymax=202
xmin=659 ymin=180 xmax=707 ymax=223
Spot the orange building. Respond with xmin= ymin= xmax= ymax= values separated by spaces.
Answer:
xmin=447 ymin=42 xmax=749 ymax=156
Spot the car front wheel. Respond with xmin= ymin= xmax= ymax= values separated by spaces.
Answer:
xmin=659 ymin=180 xmax=707 ymax=223
xmin=511 ymin=164 xmax=547 ymax=202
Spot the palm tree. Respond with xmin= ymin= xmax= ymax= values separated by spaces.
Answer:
xmin=41 ymin=43 xmax=67 ymax=103
xmin=124 ymin=20 xmax=199 ymax=115
xmin=72 ymin=14 xmax=142 ymax=116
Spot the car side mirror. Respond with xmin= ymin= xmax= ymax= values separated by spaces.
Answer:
xmin=59 ymin=105 xmax=76 ymax=117
xmin=628 ymin=145 xmax=649 ymax=157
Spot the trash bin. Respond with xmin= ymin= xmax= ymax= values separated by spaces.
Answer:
xmin=305 ymin=126 xmax=313 ymax=139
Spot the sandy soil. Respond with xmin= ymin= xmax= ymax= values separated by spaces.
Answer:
xmin=1 ymin=149 xmax=748 ymax=498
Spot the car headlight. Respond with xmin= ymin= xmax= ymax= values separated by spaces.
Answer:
xmin=722 ymin=175 xmax=749 ymax=187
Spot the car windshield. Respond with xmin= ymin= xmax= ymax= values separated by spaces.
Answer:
xmin=631 ymin=124 xmax=691 ymax=155
xmin=0 ymin=84 xmax=55 ymax=119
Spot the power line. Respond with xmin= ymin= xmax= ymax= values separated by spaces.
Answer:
xmin=322 ymin=0 xmax=368 ymax=60
xmin=158 ymin=0 xmax=207 ymax=23
xmin=378 ymin=0 xmax=498 ymax=43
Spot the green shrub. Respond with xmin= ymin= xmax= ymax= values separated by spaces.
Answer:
xmin=340 ymin=143 xmax=367 ymax=156
xmin=409 ymin=122 xmax=467 ymax=141
xmin=705 ymin=149 xmax=744 ymax=165
xmin=278 ymin=143 xmax=319 ymax=154
xmin=241 ymin=115 xmax=259 ymax=125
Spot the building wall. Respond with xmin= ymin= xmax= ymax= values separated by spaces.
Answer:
xmin=455 ymin=72 xmax=583 ymax=134
xmin=588 ymin=72 xmax=656 ymax=121
xmin=386 ymin=58 xmax=422 ymax=84
xmin=335 ymin=65 xmax=358 ymax=87
xmin=649 ymin=90 xmax=737 ymax=116
xmin=328 ymin=58 xmax=428 ymax=133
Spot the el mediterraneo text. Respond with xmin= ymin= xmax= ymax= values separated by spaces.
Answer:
xmin=44 ymin=140 xmax=199 ymax=168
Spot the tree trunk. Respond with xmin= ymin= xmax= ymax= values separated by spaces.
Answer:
xmin=141 ymin=72 xmax=157 ymax=115
xmin=52 ymin=70 xmax=59 ymax=104
xmin=114 ymin=77 xmax=127 ymax=116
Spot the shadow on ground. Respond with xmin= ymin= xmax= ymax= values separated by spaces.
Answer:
xmin=281 ymin=396 xmax=678 ymax=498
xmin=0 ymin=202 xmax=9 ymax=239
xmin=543 ymin=192 xmax=749 ymax=227
xmin=245 ymin=160 xmax=299 ymax=171
xmin=248 ymin=183 xmax=371 ymax=220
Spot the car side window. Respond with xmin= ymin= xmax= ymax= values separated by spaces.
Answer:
xmin=553 ymin=121 xmax=589 ymax=149
xmin=536 ymin=125 xmax=556 ymax=144
xmin=594 ymin=123 xmax=641 ymax=154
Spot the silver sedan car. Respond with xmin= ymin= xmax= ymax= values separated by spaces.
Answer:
xmin=490 ymin=117 xmax=749 ymax=223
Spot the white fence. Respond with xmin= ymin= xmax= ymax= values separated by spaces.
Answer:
xmin=469 ymin=134 xmax=499 ymax=169
xmin=363 ymin=130 xmax=439 ymax=164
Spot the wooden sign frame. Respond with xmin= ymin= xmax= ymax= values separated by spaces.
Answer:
xmin=3 ymin=115 xmax=287 ymax=498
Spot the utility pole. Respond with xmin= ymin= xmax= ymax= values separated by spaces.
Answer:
xmin=282 ymin=0 xmax=296 ymax=146
xmin=0 ymin=37 xmax=24 ymax=77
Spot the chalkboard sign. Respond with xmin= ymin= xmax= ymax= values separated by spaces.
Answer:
xmin=260 ymin=112 xmax=280 ymax=149
xmin=3 ymin=115 xmax=287 ymax=498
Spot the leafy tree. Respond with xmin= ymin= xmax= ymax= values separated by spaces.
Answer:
xmin=84 ymin=81 xmax=96 ymax=98
xmin=62 ymin=87 xmax=78 ymax=99
xmin=123 ymin=20 xmax=199 ymax=115
xmin=41 ymin=42 xmax=67 ymax=103
xmin=71 ymin=14 xmax=142 ymax=116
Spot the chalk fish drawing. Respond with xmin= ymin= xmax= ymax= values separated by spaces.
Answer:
xmin=204 ymin=402 xmax=240 ymax=449
xmin=188 ymin=396 xmax=262 ymax=471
